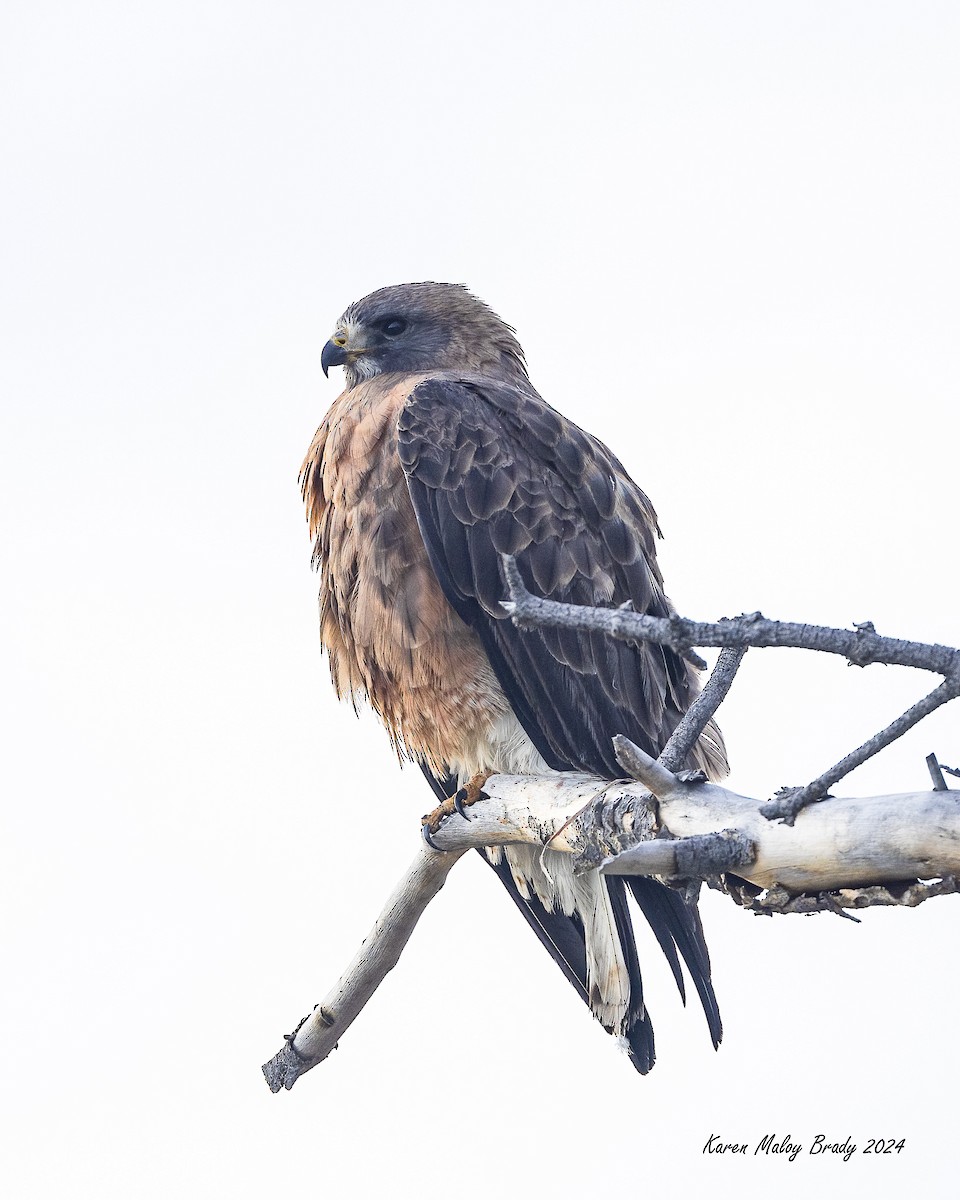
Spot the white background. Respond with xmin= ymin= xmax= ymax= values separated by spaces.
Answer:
xmin=2 ymin=2 xmax=958 ymax=1196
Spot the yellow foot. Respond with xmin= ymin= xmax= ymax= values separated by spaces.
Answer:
xmin=422 ymin=771 xmax=493 ymax=835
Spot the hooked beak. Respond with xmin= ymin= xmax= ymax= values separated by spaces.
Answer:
xmin=321 ymin=338 xmax=348 ymax=378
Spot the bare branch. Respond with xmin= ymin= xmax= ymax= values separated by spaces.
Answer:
xmin=612 ymin=734 xmax=686 ymax=801
xmin=762 ymin=678 xmax=960 ymax=823
xmin=727 ymin=876 xmax=960 ymax=918
xmin=599 ymin=828 xmax=756 ymax=878
xmin=659 ymin=645 xmax=747 ymax=772
xmin=500 ymin=553 xmax=960 ymax=676
xmin=262 ymin=843 xmax=467 ymax=1092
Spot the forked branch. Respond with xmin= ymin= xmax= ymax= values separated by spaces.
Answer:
xmin=499 ymin=554 xmax=960 ymax=823
xmin=263 ymin=766 xmax=960 ymax=1091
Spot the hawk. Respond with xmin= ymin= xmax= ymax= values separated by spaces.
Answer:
xmin=301 ymin=282 xmax=727 ymax=1072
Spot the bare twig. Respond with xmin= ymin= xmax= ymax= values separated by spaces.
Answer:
xmin=762 ymin=678 xmax=960 ymax=823
xmin=659 ymin=645 xmax=747 ymax=772
xmin=928 ymin=754 xmax=949 ymax=790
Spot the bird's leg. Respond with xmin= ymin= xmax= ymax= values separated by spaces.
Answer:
xmin=422 ymin=771 xmax=493 ymax=837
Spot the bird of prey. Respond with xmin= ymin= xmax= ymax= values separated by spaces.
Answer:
xmin=300 ymin=282 xmax=727 ymax=1073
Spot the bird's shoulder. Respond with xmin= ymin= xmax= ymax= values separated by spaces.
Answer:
xmin=397 ymin=373 xmax=663 ymax=565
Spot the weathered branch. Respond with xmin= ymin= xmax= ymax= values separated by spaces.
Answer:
xmin=762 ymin=679 xmax=960 ymax=822
xmin=659 ymin=645 xmax=747 ymax=772
xmin=724 ymin=875 xmax=960 ymax=918
xmin=500 ymin=555 xmax=960 ymax=675
xmin=263 ymin=769 xmax=960 ymax=1089
xmin=262 ymin=844 xmax=467 ymax=1092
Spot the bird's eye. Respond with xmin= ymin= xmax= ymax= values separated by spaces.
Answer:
xmin=379 ymin=317 xmax=407 ymax=338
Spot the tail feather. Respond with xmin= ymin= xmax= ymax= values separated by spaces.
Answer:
xmin=483 ymin=851 xmax=656 ymax=1074
xmin=606 ymin=875 xmax=655 ymax=1073
xmin=627 ymin=876 xmax=723 ymax=1049
xmin=418 ymin=762 xmax=720 ymax=1072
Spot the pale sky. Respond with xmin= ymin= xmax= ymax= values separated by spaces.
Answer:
xmin=2 ymin=2 xmax=959 ymax=1196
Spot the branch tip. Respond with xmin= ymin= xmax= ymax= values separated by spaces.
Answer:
xmin=601 ymin=828 xmax=756 ymax=878
xmin=927 ymin=753 xmax=949 ymax=791
xmin=613 ymin=734 xmax=684 ymax=799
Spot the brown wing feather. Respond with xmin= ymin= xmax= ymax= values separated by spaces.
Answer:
xmin=397 ymin=376 xmax=727 ymax=779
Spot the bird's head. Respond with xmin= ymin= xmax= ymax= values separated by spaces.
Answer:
xmin=321 ymin=282 xmax=528 ymax=388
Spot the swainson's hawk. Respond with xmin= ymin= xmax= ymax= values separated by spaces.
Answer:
xmin=301 ymin=282 xmax=727 ymax=1072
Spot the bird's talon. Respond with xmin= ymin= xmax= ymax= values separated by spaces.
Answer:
xmin=421 ymin=823 xmax=442 ymax=851
xmin=457 ymin=771 xmax=493 ymax=814
xmin=453 ymin=788 xmax=472 ymax=820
